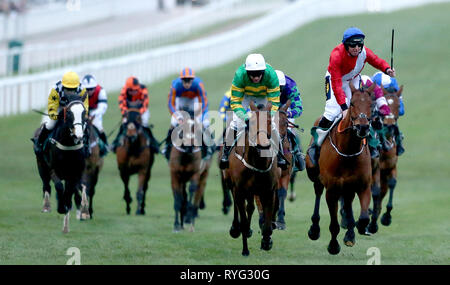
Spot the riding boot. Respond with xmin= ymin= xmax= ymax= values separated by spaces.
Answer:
xmin=288 ymin=129 xmax=305 ymax=171
xmin=99 ymin=131 xmax=108 ymax=146
xmin=34 ymin=125 xmax=51 ymax=156
xmin=143 ymin=126 xmax=160 ymax=153
xmin=307 ymin=117 xmax=332 ymax=167
xmin=394 ymin=125 xmax=405 ymax=156
xmin=219 ymin=128 xmax=237 ymax=169
xmin=162 ymin=127 xmax=174 ymax=161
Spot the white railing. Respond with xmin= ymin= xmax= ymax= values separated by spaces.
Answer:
xmin=0 ymin=0 xmax=277 ymax=76
xmin=1 ymin=0 xmax=448 ymax=117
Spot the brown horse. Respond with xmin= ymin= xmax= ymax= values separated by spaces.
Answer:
xmin=218 ymin=131 xmax=233 ymax=215
xmin=306 ymin=83 xmax=374 ymax=255
xmin=115 ymin=102 xmax=155 ymax=215
xmin=368 ymin=85 xmax=403 ymax=233
xmin=255 ymin=101 xmax=292 ymax=230
xmin=225 ymin=101 xmax=281 ymax=256
xmin=169 ymin=110 xmax=203 ymax=232
xmin=75 ymin=118 xmax=104 ymax=220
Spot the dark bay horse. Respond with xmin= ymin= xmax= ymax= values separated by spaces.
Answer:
xmin=218 ymin=132 xmax=233 ymax=215
xmin=33 ymin=94 xmax=88 ymax=233
xmin=368 ymin=85 xmax=403 ymax=233
xmin=75 ymin=118 xmax=104 ymax=220
xmin=226 ymin=101 xmax=281 ymax=256
xmin=305 ymin=83 xmax=374 ymax=254
xmin=169 ymin=110 xmax=204 ymax=232
xmin=115 ymin=101 xmax=155 ymax=215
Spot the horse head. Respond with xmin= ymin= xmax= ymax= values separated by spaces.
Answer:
xmin=124 ymin=100 xmax=143 ymax=144
xmin=249 ymin=101 xmax=272 ymax=150
xmin=59 ymin=94 xmax=87 ymax=144
xmin=381 ymin=84 xmax=403 ymax=137
xmin=172 ymin=106 xmax=202 ymax=153
xmin=349 ymin=82 xmax=374 ymax=138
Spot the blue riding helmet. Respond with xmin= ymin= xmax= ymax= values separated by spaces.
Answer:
xmin=372 ymin=72 xmax=404 ymax=116
xmin=342 ymin=27 xmax=365 ymax=43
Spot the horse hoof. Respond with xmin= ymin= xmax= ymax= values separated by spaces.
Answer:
xmin=261 ymin=238 xmax=273 ymax=251
xmin=356 ymin=218 xmax=370 ymax=235
xmin=327 ymin=240 xmax=341 ymax=255
xmin=189 ymin=225 xmax=195 ymax=232
xmin=136 ymin=209 xmax=145 ymax=215
xmin=381 ymin=213 xmax=392 ymax=226
xmin=367 ymin=223 xmax=378 ymax=234
xmin=276 ymin=221 xmax=286 ymax=230
xmin=288 ymin=193 xmax=296 ymax=202
xmin=229 ymin=226 xmax=241 ymax=239
xmin=242 ymin=249 xmax=250 ymax=256
xmin=173 ymin=225 xmax=183 ymax=233
xmin=244 ymin=229 xmax=253 ymax=238
xmin=344 ymin=231 xmax=355 ymax=247
xmin=126 ymin=207 xmax=131 ymax=215
xmin=222 ymin=206 xmax=230 ymax=215
xmin=308 ymin=226 xmax=320 ymax=241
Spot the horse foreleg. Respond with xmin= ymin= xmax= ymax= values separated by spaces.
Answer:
xmin=229 ymin=186 xmax=241 ymax=239
xmin=368 ymin=158 xmax=382 ymax=234
xmin=51 ymin=172 xmax=66 ymax=215
xmin=171 ymin=175 xmax=184 ymax=233
xmin=184 ymin=176 xmax=200 ymax=230
xmin=254 ymin=195 xmax=264 ymax=231
xmin=342 ymin=192 xmax=356 ymax=247
xmin=326 ymin=190 xmax=340 ymax=255
xmin=381 ymin=167 xmax=397 ymax=226
xmin=236 ymin=192 xmax=250 ymax=256
xmin=38 ymin=160 xmax=52 ymax=213
xmin=260 ymin=190 xmax=275 ymax=252
xmin=356 ymin=187 xmax=371 ymax=236
xmin=119 ymin=169 xmax=132 ymax=215
xmin=221 ymin=171 xmax=232 ymax=215
xmin=136 ymin=169 xmax=148 ymax=215
xmin=80 ymin=184 xmax=90 ymax=220
xmin=276 ymin=175 xmax=289 ymax=230
xmin=308 ymin=180 xmax=324 ymax=241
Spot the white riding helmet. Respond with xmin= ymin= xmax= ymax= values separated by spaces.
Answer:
xmin=275 ymin=70 xmax=286 ymax=86
xmin=82 ymin=74 xmax=97 ymax=89
xmin=245 ymin=53 xmax=266 ymax=71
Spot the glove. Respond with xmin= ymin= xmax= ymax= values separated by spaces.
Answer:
xmin=379 ymin=104 xmax=391 ymax=116
xmin=49 ymin=113 xmax=58 ymax=121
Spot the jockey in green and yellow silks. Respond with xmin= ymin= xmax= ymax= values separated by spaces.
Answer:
xmin=219 ymin=53 xmax=287 ymax=170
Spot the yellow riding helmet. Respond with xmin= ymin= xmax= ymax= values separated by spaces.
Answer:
xmin=62 ymin=71 xmax=80 ymax=89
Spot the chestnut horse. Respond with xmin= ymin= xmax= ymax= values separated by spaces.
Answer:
xmin=368 ymin=85 xmax=403 ymax=233
xmin=306 ymin=83 xmax=374 ymax=255
xmin=169 ymin=110 xmax=204 ymax=232
xmin=225 ymin=101 xmax=281 ymax=256
xmin=115 ymin=101 xmax=155 ymax=215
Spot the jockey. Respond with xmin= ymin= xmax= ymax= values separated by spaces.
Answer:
xmin=307 ymin=27 xmax=397 ymax=166
xmin=111 ymin=76 xmax=158 ymax=153
xmin=33 ymin=71 xmax=89 ymax=156
xmin=81 ymin=74 xmax=108 ymax=147
xmin=275 ymin=69 xmax=305 ymax=171
xmin=219 ymin=88 xmax=232 ymax=123
xmin=372 ymin=71 xmax=405 ymax=155
xmin=162 ymin=67 xmax=211 ymax=160
xmin=219 ymin=53 xmax=287 ymax=170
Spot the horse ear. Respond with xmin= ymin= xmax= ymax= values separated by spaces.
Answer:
xmin=249 ymin=100 xmax=257 ymax=111
xmin=282 ymin=99 xmax=291 ymax=112
xmin=265 ymin=101 xmax=272 ymax=112
xmin=397 ymin=85 xmax=404 ymax=97
xmin=381 ymin=84 xmax=388 ymax=95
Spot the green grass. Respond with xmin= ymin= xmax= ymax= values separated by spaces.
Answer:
xmin=1 ymin=3 xmax=450 ymax=265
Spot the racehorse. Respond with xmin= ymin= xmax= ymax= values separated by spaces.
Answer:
xmin=74 ymin=117 xmax=104 ymax=220
xmin=115 ymin=101 xmax=155 ymax=215
xmin=32 ymin=94 xmax=88 ymax=233
xmin=226 ymin=101 xmax=281 ymax=256
xmin=169 ymin=109 xmax=204 ymax=232
xmin=305 ymin=82 xmax=374 ymax=255
xmin=255 ymin=101 xmax=292 ymax=230
xmin=367 ymin=85 xmax=403 ymax=233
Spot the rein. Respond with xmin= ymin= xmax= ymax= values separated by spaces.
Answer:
xmin=330 ymin=119 xmax=367 ymax=158
xmin=233 ymin=130 xmax=276 ymax=173
xmin=50 ymin=138 xmax=84 ymax=151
